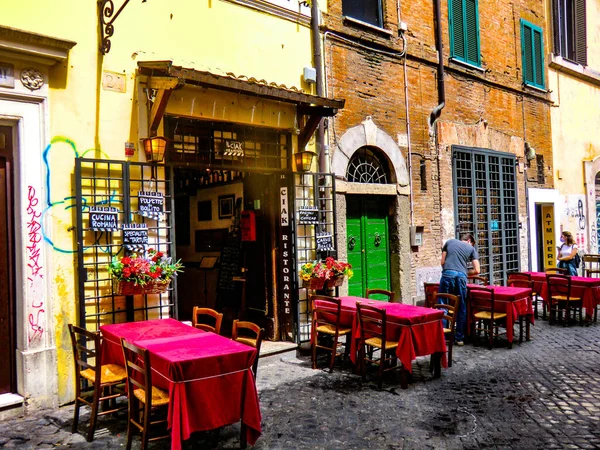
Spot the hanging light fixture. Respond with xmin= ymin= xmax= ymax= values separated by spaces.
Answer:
xmin=141 ymin=136 xmax=169 ymax=163
xmin=295 ymin=150 xmax=316 ymax=172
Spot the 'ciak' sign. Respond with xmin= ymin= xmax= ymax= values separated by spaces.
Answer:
xmin=223 ymin=140 xmax=244 ymax=157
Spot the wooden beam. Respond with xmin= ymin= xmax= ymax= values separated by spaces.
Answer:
xmin=297 ymin=105 xmax=338 ymax=117
xmin=147 ymin=76 xmax=184 ymax=90
xmin=149 ymin=89 xmax=172 ymax=133
xmin=297 ymin=115 xmax=322 ymax=150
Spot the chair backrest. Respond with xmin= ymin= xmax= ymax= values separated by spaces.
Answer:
xmin=232 ymin=320 xmax=265 ymax=353
xmin=546 ymin=274 xmax=572 ymax=300
xmin=356 ymin=302 xmax=388 ymax=344
xmin=423 ymin=282 xmax=439 ymax=308
xmin=432 ymin=293 xmax=459 ymax=332
xmin=583 ymin=254 xmax=600 ymax=278
xmin=507 ymin=272 xmax=532 ymax=289
xmin=468 ymin=286 xmax=496 ymax=315
xmin=365 ymin=288 xmax=395 ymax=302
xmin=310 ymin=295 xmax=343 ymax=333
xmin=121 ymin=338 xmax=153 ymax=407
xmin=68 ymin=324 xmax=101 ymax=383
xmin=468 ymin=275 xmax=489 ymax=286
xmin=545 ymin=267 xmax=567 ymax=275
xmin=192 ymin=307 xmax=223 ymax=334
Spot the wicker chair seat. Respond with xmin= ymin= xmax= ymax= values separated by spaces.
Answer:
xmin=443 ymin=327 xmax=452 ymax=334
xmin=364 ymin=336 xmax=398 ymax=350
xmin=316 ymin=323 xmax=352 ymax=335
xmin=552 ymin=295 xmax=582 ymax=302
xmin=236 ymin=336 xmax=258 ymax=347
xmin=81 ymin=364 xmax=126 ymax=384
xmin=133 ymin=386 xmax=170 ymax=406
xmin=474 ymin=311 xmax=507 ymax=321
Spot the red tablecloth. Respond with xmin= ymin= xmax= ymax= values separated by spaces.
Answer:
xmin=524 ymin=272 xmax=600 ymax=319
xmin=315 ymin=297 xmax=447 ymax=373
xmin=428 ymin=284 xmax=533 ymax=344
xmin=100 ymin=319 xmax=261 ymax=450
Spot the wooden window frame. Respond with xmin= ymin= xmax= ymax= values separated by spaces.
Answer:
xmin=553 ymin=0 xmax=587 ymax=66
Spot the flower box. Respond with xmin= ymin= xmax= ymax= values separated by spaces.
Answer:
xmin=114 ymin=279 xmax=170 ymax=295
xmin=302 ymin=278 xmax=326 ymax=290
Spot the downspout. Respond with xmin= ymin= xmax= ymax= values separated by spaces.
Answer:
xmin=310 ymin=0 xmax=327 ymax=173
xmin=429 ymin=0 xmax=446 ymax=131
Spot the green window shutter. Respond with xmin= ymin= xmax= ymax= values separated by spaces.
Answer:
xmin=449 ymin=0 xmax=480 ymax=66
xmin=521 ymin=19 xmax=545 ymax=89
xmin=574 ymin=0 xmax=587 ymax=66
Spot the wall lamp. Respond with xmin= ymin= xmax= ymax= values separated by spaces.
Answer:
xmin=141 ymin=136 xmax=169 ymax=163
xmin=295 ymin=150 xmax=316 ymax=172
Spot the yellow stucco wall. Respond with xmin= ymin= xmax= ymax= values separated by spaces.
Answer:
xmin=1 ymin=0 xmax=314 ymax=404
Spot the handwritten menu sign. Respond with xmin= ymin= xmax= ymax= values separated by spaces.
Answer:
xmin=122 ymin=223 xmax=148 ymax=252
xmin=217 ymin=232 xmax=242 ymax=293
xmin=138 ymin=191 xmax=164 ymax=221
xmin=298 ymin=206 xmax=319 ymax=225
xmin=316 ymin=232 xmax=335 ymax=251
xmin=89 ymin=206 xmax=118 ymax=232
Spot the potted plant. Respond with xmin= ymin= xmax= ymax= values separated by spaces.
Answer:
xmin=108 ymin=248 xmax=183 ymax=295
xmin=300 ymin=257 xmax=353 ymax=290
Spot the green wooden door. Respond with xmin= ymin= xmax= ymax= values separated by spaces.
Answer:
xmin=346 ymin=197 xmax=391 ymax=300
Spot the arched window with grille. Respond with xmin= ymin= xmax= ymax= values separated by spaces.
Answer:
xmin=346 ymin=146 xmax=392 ymax=184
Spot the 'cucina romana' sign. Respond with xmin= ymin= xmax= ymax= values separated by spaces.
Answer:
xmin=89 ymin=206 xmax=118 ymax=232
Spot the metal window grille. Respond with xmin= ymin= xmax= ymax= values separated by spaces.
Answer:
xmin=75 ymin=158 xmax=176 ymax=332
xmin=293 ymin=172 xmax=337 ymax=343
xmin=452 ymin=146 xmax=519 ymax=285
xmin=346 ymin=146 xmax=391 ymax=184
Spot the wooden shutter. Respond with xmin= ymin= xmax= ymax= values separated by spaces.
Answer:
xmin=533 ymin=28 xmax=544 ymax=87
xmin=450 ymin=0 xmax=466 ymax=60
xmin=552 ymin=0 xmax=562 ymax=55
xmin=465 ymin=0 xmax=480 ymax=65
xmin=522 ymin=23 xmax=534 ymax=85
xmin=574 ymin=0 xmax=587 ymax=66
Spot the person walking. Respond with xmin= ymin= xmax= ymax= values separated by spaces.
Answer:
xmin=439 ymin=233 xmax=480 ymax=345
xmin=557 ymin=231 xmax=578 ymax=276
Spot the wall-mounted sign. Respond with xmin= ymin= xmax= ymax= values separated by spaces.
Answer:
xmin=222 ymin=140 xmax=244 ymax=157
xmin=125 ymin=141 xmax=135 ymax=157
xmin=123 ymin=223 xmax=149 ymax=252
xmin=89 ymin=206 xmax=119 ymax=232
xmin=0 ymin=62 xmax=15 ymax=88
xmin=316 ymin=232 xmax=335 ymax=251
xmin=279 ymin=182 xmax=294 ymax=335
xmin=138 ymin=191 xmax=164 ymax=221
xmin=298 ymin=206 xmax=319 ymax=225
xmin=542 ymin=205 xmax=555 ymax=270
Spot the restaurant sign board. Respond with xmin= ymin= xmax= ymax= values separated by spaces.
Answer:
xmin=123 ymin=223 xmax=149 ymax=252
xmin=298 ymin=206 xmax=318 ymax=225
xmin=89 ymin=206 xmax=119 ymax=232
xmin=278 ymin=176 xmax=294 ymax=339
xmin=138 ymin=191 xmax=164 ymax=221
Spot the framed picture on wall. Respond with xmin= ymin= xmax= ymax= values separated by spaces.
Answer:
xmin=197 ymin=200 xmax=212 ymax=221
xmin=218 ymin=194 xmax=235 ymax=219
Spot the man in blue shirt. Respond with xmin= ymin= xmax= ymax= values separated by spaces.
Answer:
xmin=440 ymin=234 xmax=480 ymax=345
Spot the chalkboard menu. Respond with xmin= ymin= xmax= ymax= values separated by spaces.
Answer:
xmin=137 ymin=191 xmax=164 ymax=221
xmin=298 ymin=206 xmax=319 ymax=225
xmin=316 ymin=232 xmax=335 ymax=251
xmin=89 ymin=206 xmax=118 ymax=232
xmin=217 ymin=232 xmax=242 ymax=292
xmin=123 ymin=223 xmax=149 ymax=252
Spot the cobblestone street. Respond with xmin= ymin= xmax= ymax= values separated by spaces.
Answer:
xmin=2 ymin=318 xmax=600 ymax=449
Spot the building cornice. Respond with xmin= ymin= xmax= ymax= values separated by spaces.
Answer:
xmin=0 ymin=25 xmax=76 ymax=65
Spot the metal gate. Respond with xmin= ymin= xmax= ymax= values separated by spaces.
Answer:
xmin=452 ymin=146 xmax=519 ymax=285
xmin=75 ymin=158 xmax=176 ymax=331
xmin=293 ymin=172 xmax=337 ymax=343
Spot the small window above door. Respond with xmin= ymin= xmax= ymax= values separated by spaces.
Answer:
xmin=346 ymin=146 xmax=392 ymax=184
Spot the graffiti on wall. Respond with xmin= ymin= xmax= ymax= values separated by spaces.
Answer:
xmin=26 ymin=185 xmax=45 ymax=342
xmin=561 ymin=195 xmax=587 ymax=249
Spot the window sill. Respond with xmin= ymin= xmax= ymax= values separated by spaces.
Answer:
xmin=343 ymin=16 xmax=393 ymax=36
xmin=549 ymin=54 xmax=600 ymax=87
xmin=523 ymin=83 xmax=547 ymax=93
xmin=448 ymin=57 xmax=485 ymax=73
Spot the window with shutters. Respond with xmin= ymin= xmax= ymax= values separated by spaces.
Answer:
xmin=448 ymin=0 xmax=481 ymax=67
xmin=553 ymin=0 xmax=587 ymax=66
xmin=343 ymin=0 xmax=383 ymax=28
xmin=521 ymin=20 xmax=545 ymax=89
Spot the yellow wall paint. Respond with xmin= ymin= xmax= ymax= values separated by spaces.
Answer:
xmin=1 ymin=0 xmax=316 ymax=404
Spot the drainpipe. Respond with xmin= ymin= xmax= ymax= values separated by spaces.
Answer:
xmin=428 ymin=0 xmax=446 ymax=131
xmin=310 ymin=0 xmax=327 ymax=173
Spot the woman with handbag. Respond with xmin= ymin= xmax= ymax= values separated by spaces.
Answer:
xmin=557 ymin=231 xmax=579 ymax=276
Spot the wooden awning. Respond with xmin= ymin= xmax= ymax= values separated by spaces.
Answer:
xmin=137 ymin=60 xmax=345 ymax=149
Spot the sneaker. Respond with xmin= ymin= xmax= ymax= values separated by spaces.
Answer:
xmin=456 ymin=341 xmax=464 ymax=346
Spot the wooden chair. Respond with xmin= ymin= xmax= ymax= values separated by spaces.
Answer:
xmin=431 ymin=292 xmax=459 ymax=367
xmin=423 ymin=282 xmax=439 ymax=308
xmin=366 ymin=288 xmax=395 ymax=302
xmin=121 ymin=338 xmax=170 ymax=450
xmin=545 ymin=267 xmax=567 ymax=275
xmin=467 ymin=275 xmax=489 ymax=286
xmin=68 ymin=324 xmax=126 ymax=442
xmin=546 ymin=274 xmax=583 ymax=326
xmin=356 ymin=302 xmax=402 ymax=389
xmin=582 ymin=254 xmax=600 ymax=322
xmin=192 ymin=307 xmax=223 ymax=334
xmin=468 ymin=286 xmax=507 ymax=349
xmin=310 ymin=295 xmax=352 ymax=373
xmin=232 ymin=320 xmax=265 ymax=377
xmin=507 ymin=272 xmax=535 ymax=341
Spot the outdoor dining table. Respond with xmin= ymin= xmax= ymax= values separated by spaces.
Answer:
xmin=314 ymin=297 xmax=448 ymax=384
xmin=100 ymin=318 xmax=261 ymax=450
xmin=524 ymin=271 xmax=600 ymax=321
xmin=428 ymin=283 xmax=533 ymax=345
